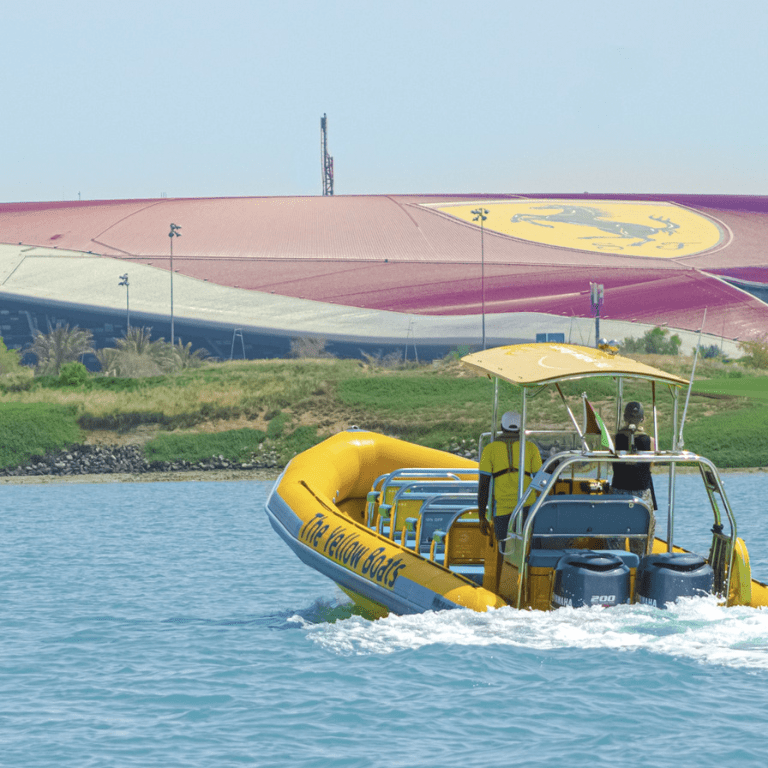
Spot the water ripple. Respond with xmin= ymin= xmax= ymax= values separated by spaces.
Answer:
xmin=1 ymin=478 xmax=768 ymax=768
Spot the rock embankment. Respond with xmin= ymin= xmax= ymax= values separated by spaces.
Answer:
xmin=0 ymin=444 xmax=283 ymax=478
xmin=0 ymin=439 xmax=479 ymax=479
xmin=444 ymin=438 xmax=479 ymax=461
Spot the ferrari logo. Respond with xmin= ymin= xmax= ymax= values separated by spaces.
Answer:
xmin=431 ymin=200 xmax=724 ymax=258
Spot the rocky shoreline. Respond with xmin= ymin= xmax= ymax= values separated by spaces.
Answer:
xmin=1 ymin=442 xmax=762 ymax=487
xmin=0 ymin=444 xmax=283 ymax=484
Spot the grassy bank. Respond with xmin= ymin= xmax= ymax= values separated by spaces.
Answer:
xmin=0 ymin=355 xmax=767 ymax=470
xmin=0 ymin=403 xmax=82 ymax=468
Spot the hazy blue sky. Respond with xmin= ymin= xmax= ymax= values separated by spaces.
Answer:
xmin=2 ymin=1 xmax=766 ymax=202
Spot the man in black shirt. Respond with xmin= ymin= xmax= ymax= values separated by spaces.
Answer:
xmin=609 ymin=401 xmax=655 ymax=555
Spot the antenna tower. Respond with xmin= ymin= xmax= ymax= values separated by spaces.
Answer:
xmin=320 ymin=113 xmax=334 ymax=196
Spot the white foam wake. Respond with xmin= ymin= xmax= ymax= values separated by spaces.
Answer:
xmin=306 ymin=596 xmax=768 ymax=669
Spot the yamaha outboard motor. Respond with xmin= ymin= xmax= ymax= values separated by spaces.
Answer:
xmin=635 ymin=553 xmax=714 ymax=608
xmin=551 ymin=552 xmax=631 ymax=608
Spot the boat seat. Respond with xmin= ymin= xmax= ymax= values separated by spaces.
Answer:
xmin=368 ymin=473 xmax=477 ymax=528
xmin=380 ymin=481 xmax=478 ymax=540
xmin=379 ymin=489 xmax=477 ymax=542
xmin=405 ymin=494 xmax=478 ymax=556
xmin=432 ymin=509 xmax=486 ymax=578
xmin=525 ymin=494 xmax=651 ymax=566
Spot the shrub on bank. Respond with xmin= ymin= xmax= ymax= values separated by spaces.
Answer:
xmin=59 ymin=362 xmax=90 ymax=387
xmin=622 ymin=327 xmax=682 ymax=355
xmin=0 ymin=336 xmax=21 ymax=375
xmin=0 ymin=403 xmax=81 ymax=468
xmin=738 ymin=335 xmax=768 ymax=370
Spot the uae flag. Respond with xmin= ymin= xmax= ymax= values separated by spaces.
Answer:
xmin=584 ymin=399 xmax=615 ymax=452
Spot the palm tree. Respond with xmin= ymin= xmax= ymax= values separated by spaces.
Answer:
xmin=97 ymin=327 xmax=211 ymax=377
xmin=30 ymin=323 xmax=93 ymax=376
xmin=172 ymin=339 xmax=209 ymax=370
xmin=94 ymin=347 xmax=120 ymax=376
xmin=115 ymin=327 xmax=164 ymax=357
xmin=96 ymin=328 xmax=211 ymax=377
xmin=95 ymin=327 xmax=162 ymax=377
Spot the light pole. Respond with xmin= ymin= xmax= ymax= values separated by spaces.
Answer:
xmin=590 ymin=282 xmax=604 ymax=346
xmin=471 ymin=207 xmax=489 ymax=349
xmin=168 ymin=223 xmax=182 ymax=345
xmin=118 ymin=273 xmax=130 ymax=331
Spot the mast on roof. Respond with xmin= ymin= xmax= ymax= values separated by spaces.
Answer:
xmin=321 ymin=113 xmax=334 ymax=196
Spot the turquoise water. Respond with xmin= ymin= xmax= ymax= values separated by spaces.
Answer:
xmin=2 ymin=475 xmax=768 ymax=767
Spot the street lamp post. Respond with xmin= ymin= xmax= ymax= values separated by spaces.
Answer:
xmin=590 ymin=282 xmax=604 ymax=346
xmin=118 ymin=273 xmax=130 ymax=331
xmin=471 ymin=207 xmax=489 ymax=349
xmin=168 ymin=223 xmax=182 ymax=345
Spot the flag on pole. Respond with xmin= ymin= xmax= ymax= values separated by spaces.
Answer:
xmin=584 ymin=398 xmax=615 ymax=452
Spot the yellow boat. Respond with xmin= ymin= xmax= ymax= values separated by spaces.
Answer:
xmin=265 ymin=343 xmax=768 ymax=616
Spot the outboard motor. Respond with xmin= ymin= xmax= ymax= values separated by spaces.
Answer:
xmin=635 ymin=553 xmax=714 ymax=608
xmin=551 ymin=552 xmax=630 ymax=608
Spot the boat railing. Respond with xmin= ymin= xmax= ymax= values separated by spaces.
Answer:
xmin=380 ymin=481 xmax=478 ymax=540
xmin=367 ymin=467 xmax=480 ymax=527
xmin=370 ymin=467 xmax=468 ymax=495
xmin=399 ymin=495 xmax=479 ymax=558
xmin=479 ymin=430 xmax=581 ymax=461
xmin=430 ymin=507 xmax=484 ymax=582
xmin=509 ymin=493 xmax=652 ymax=608
xmin=531 ymin=448 xmax=737 ymax=497
xmin=375 ymin=483 xmax=477 ymax=539
xmin=503 ymin=448 xmax=738 ymax=607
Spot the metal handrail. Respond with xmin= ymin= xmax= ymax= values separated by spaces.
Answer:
xmin=370 ymin=467 xmax=480 ymax=529
xmin=500 ymin=449 xmax=737 ymax=608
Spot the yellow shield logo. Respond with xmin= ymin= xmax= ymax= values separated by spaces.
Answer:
xmin=431 ymin=200 xmax=724 ymax=258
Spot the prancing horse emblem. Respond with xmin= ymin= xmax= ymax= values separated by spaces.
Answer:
xmin=510 ymin=205 xmax=679 ymax=247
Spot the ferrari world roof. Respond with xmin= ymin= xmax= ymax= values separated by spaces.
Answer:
xmin=0 ymin=192 xmax=767 ymax=356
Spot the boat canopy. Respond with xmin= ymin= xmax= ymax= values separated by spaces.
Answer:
xmin=461 ymin=343 xmax=689 ymax=388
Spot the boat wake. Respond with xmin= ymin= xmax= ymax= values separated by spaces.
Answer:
xmin=305 ymin=596 xmax=768 ymax=669
xmin=284 ymin=597 xmax=369 ymax=627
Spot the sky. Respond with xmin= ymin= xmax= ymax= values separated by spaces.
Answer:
xmin=2 ymin=0 xmax=767 ymax=202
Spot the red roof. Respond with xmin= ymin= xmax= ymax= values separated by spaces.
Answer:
xmin=1 ymin=193 xmax=767 ymax=340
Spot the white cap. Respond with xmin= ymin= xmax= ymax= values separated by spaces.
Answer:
xmin=501 ymin=411 xmax=521 ymax=431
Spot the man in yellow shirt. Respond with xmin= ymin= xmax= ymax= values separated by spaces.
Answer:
xmin=478 ymin=411 xmax=543 ymax=542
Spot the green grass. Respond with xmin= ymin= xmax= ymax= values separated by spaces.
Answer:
xmin=336 ymin=375 xmax=499 ymax=412
xmin=280 ymin=425 xmax=325 ymax=458
xmin=2 ymin=355 xmax=768 ymax=470
xmin=335 ymin=374 xmax=519 ymax=426
xmin=141 ymin=405 xmax=327 ymax=465
xmin=334 ymin=374 xmax=504 ymax=449
xmin=3 ymin=372 xmax=170 ymax=393
xmin=681 ymin=405 xmax=768 ymax=467
xmin=693 ymin=377 xmax=768 ymax=401
xmin=144 ymin=428 xmax=268 ymax=464
xmin=0 ymin=403 xmax=81 ymax=468
xmin=143 ymin=423 xmax=326 ymax=465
